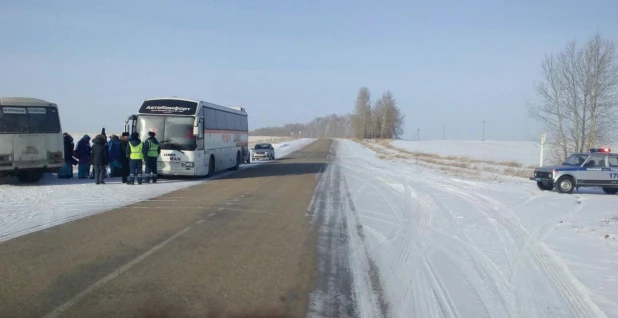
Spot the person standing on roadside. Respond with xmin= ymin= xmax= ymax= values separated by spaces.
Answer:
xmin=143 ymin=130 xmax=161 ymax=183
xmin=108 ymin=134 xmax=121 ymax=177
xmin=59 ymin=132 xmax=77 ymax=178
xmin=119 ymin=132 xmax=130 ymax=184
xmin=126 ymin=132 xmax=145 ymax=185
xmin=90 ymin=134 xmax=109 ymax=185
xmin=75 ymin=134 xmax=91 ymax=179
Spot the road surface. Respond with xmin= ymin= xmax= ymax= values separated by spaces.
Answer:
xmin=0 ymin=139 xmax=331 ymax=318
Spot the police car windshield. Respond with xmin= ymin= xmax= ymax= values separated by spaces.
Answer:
xmin=562 ymin=154 xmax=588 ymax=166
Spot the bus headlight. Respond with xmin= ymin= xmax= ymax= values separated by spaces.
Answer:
xmin=185 ymin=162 xmax=194 ymax=168
xmin=0 ymin=154 xmax=10 ymax=162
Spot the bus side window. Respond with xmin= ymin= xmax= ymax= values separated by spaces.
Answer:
xmin=241 ymin=116 xmax=248 ymax=131
xmin=216 ymin=110 xmax=226 ymax=130
xmin=234 ymin=114 xmax=242 ymax=131
xmin=205 ymin=108 xmax=216 ymax=130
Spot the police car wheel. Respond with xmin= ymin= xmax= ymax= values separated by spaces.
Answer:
xmin=556 ymin=176 xmax=575 ymax=194
xmin=602 ymin=187 xmax=618 ymax=195
xmin=537 ymin=181 xmax=553 ymax=191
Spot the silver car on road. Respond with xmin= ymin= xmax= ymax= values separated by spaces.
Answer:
xmin=530 ymin=148 xmax=618 ymax=194
xmin=251 ymin=143 xmax=275 ymax=161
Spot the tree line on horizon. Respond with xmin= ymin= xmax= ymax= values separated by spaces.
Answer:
xmin=249 ymin=87 xmax=405 ymax=139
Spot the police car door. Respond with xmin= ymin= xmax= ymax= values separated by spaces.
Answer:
xmin=582 ymin=154 xmax=610 ymax=183
xmin=607 ymin=155 xmax=618 ymax=184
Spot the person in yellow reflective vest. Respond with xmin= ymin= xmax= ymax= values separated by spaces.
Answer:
xmin=126 ymin=132 xmax=146 ymax=185
xmin=143 ymin=130 xmax=161 ymax=183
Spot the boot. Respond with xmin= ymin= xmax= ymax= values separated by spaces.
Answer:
xmin=137 ymin=175 xmax=143 ymax=185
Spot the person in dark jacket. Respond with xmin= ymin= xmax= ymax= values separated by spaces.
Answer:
xmin=90 ymin=128 xmax=109 ymax=179
xmin=143 ymin=130 xmax=161 ymax=183
xmin=126 ymin=132 xmax=145 ymax=185
xmin=90 ymin=134 xmax=109 ymax=184
xmin=119 ymin=132 xmax=130 ymax=184
xmin=108 ymin=134 xmax=121 ymax=177
xmin=75 ymin=134 xmax=91 ymax=179
xmin=59 ymin=133 xmax=78 ymax=178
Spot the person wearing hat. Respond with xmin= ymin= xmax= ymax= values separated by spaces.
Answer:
xmin=142 ymin=130 xmax=161 ymax=183
xmin=126 ymin=132 xmax=145 ymax=185
xmin=119 ymin=132 xmax=130 ymax=184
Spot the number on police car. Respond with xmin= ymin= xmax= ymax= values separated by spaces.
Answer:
xmin=609 ymin=173 xmax=618 ymax=178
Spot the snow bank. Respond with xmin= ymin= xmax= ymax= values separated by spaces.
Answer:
xmin=0 ymin=138 xmax=316 ymax=243
xmin=392 ymin=140 xmax=541 ymax=166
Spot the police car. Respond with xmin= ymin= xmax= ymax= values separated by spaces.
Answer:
xmin=531 ymin=148 xmax=618 ymax=194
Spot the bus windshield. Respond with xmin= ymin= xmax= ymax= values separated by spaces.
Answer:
xmin=137 ymin=115 xmax=196 ymax=151
xmin=0 ymin=106 xmax=61 ymax=134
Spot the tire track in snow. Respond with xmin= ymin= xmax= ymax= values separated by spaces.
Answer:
xmin=431 ymin=181 xmax=605 ymax=318
xmin=334 ymin=139 xmax=607 ymax=318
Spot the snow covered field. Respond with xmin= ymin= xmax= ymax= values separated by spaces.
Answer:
xmin=392 ymin=140 xmax=541 ymax=166
xmin=308 ymin=139 xmax=618 ymax=318
xmin=0 ymin=138 xmax=316 ymax=243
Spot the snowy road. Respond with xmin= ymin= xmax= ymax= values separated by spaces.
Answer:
xmin=309 ymin=139 xmax=617 ymax=318
xmin=0 ymin=138 xmax=316 ymax=243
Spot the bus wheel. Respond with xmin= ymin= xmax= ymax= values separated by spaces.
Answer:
xmin=17 ymin=170 xmax=43 ymax=183
xmin=207 ymin=156 xmax=215 ymax=178
xmin=231 ymin=152 xmax=241 ymax=170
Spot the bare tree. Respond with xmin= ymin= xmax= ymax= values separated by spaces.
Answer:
xmin=352 ymin=87 xmax=372 ymax=139
xmin=373 ymin=90 xmax=405 ymax=139
xmin=529 ymin=32 xmax=618 ymax=161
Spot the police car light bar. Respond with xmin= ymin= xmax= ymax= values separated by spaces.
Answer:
xmin=590 ymin=148 xmax=611 ymax=153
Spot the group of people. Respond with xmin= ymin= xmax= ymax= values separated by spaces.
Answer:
xmin=58 ymin=129 xmax=161 ymax=185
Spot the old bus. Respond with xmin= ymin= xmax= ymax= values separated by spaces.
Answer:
xmin=0 ymin=97 xmax=64 ymax=182
xmin=125 ymin=97 xmax=249 ymax=177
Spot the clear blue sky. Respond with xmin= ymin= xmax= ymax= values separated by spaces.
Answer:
xmin=1 ymin=0 xmax=617 ymax=140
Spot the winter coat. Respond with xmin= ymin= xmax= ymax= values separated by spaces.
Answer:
xmin=143 ymin=137 xmax=161 ymax=157
xmin=119 ymin=136 xmax=129 ymax=163
xmin=90 ymin=135 xmax=109 ymax=166
xmin=108 ymin=137 xmax=121 ymax=162
xmin=75 ymin=135 xmax=91 ymax=164
xmin=63 ymin=134 xmax=75 ymax=161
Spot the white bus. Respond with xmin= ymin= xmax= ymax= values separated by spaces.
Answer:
xmin=0 ymin=97 xmax=64 ymax=182
xmin=125 ymin=97 xmax=249 ymax=177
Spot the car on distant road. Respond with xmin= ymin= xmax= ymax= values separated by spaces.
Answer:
xmin=531 ymin=147 xmax=618 ymax=194
xmin=251 ymin=143 xmax=275 ymax=161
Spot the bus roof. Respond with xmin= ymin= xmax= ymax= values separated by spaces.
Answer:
xmin=143 ymin=96 xmax=247 ymax=115
xmin=0 ymin=97 xmax=56 ymax=107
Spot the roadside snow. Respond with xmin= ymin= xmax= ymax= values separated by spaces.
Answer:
xmin=392 ymin=140 xmax=541 ymax=166
xmin=0 ymin=138 xmax=315 ymax=243
xmin=310 ymin=139 xmax=617 ymax=318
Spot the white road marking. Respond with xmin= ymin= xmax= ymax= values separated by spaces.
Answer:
xmin=216 ymin=207 xmax=274 ymax=214
xmin=208 ymin=213 xmax=216 ymax=217
xmin=196 ymin=219 xmax=205 ymax=224
xmin=43 ymin=225 xmax=193 ymax=318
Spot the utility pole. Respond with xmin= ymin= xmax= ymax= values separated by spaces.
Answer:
xmin=482 ymin=120 xmax=486 ymax=141
xmin=540 ymin=133 xmax=546 ymax=166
